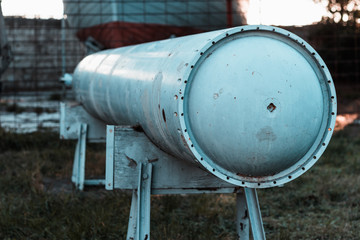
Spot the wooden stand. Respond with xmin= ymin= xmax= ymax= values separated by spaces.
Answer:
xmin=106 ymin=125 xmax=266 ymax=240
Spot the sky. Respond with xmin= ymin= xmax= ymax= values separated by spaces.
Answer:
xmin=1 ymin=0 xmax=328 ymax=26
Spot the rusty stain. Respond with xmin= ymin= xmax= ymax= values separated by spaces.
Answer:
xmin=180 ymin=134 xmax=189 ymax=148
xmin=205 ymin=52 xmax=212 ymax=59
xmin=109 ymin=129 xmax=113 ymax=133
xmin=213 ymin=93 xmax=219 ymax=99
xmin=235 ymin=171 xmax=271 ymax=180
xmin=267 ymin=103 xmax=276 ymax=112
xmin=125 ymin=155 xmax=137 ymax=168
xmin=256 ymin=126 xmax=277 ymax=142
xmin=66 ymin=126 xmax=70 ymax=131
xmin=195 ymin=187 xmax=220 ymax=191
xmin=148 ymin=158 xmax=159 ymax=163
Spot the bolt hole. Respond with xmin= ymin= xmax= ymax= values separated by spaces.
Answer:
xmin=181 ymin=96 xmax=184 ymax=100
xmin=267 ymin=103 xmax=276 ymax=112
xmin=273 ymin=181 xmax=277 ymax=184
xmin=302 ymin=167 xmax=305 ymax=170
xmin=200 ymin=52 xmax=203 ymax=55
xmin=226 ymin=33 xmax=229 ymax=36
xmin=200 ymin=157 xmax=203 ymax=161
xmin=227 ymin=176 xmax=230 ymax=180
xmin=313 ymin=156 xmax=317 ymax=159
xmin=181 ymin=113 xmax=184 ymax=116
xmin=241 ymin=181 xmax=245 ymax=184
xmin=191 ymin=65 xmax=194 ymax=69
xmin=288 ymin=176 xmax=292 ymax=179
xmin=191 ymin=144 xmax=194 ymax=147
xmin=328 ymin=80 xmax=331 ymax=83
xmin=331 ymin=112 xmax=335 ymax=115
xmin=212 ymin=169 xmax=215 ymax=172
xmin=212 ymin=41 xmax=215 ymax=45
xmin=184 ymin=129 xmax=187 ymax=132
xmin=331 ymin=96 xmax=335 ymax=99
xmin=184 ymin=80 xmax=188 ymax=84
xmin=258 ymin=183 xmax=261 ymax=186
xmin=312 ymin=52 xmax=315 ymax=55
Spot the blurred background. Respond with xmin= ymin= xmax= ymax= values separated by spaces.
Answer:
xmin=1 ymin=0 xmax=359 ymax=132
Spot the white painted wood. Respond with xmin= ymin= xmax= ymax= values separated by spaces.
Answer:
xmin=60 ymin=102 xmax=106 ymax=141
xmin=110 ymin=126 xmax=237 ymax=191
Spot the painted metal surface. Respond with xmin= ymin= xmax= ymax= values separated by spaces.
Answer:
xmin=61 ymin=103 xmax=106 ymax=189
xmin=244 ymin=188 xmax=266 ymax=239
xmin=136 ymin=163 xmax=152 ymax=240
xmin=71 ymin=123 xmax=105 ymax=189
xmin=72 ymin=123 xmax=87 ymax=190
xmin=236 ymin=192 xmax=250 ymax=239
xmin=73 ymin=25 xmax=337 ymax=188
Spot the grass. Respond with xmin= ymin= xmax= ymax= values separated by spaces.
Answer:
xmin=0 ymin=126 xmax=360 ymax=239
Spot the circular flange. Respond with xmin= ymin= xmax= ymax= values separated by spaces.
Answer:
xmin=177 ymin=25 xmax=336 ymax=188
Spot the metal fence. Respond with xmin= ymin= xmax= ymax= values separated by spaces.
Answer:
xmin=0 ymin=0 xmax=359 ymax=132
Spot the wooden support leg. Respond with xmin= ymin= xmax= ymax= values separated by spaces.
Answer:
xmin=236 ymin=191 xmax=250 ymax=239
xmin=244 ymin=188 xmax=266 ymax=240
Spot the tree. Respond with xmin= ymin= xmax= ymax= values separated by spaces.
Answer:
xmin=314 ymin=0 xmax=360 ymax=25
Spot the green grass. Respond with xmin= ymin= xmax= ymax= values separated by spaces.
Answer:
xmin=0 ymin=126 xmax=360 ymax=239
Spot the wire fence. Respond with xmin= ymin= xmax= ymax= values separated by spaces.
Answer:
xmin=0 ymin=0 xmax=359 ymax=132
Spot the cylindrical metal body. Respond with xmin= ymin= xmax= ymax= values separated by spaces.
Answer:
xmin=73 ymin=25 xmax=337 ymax=188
